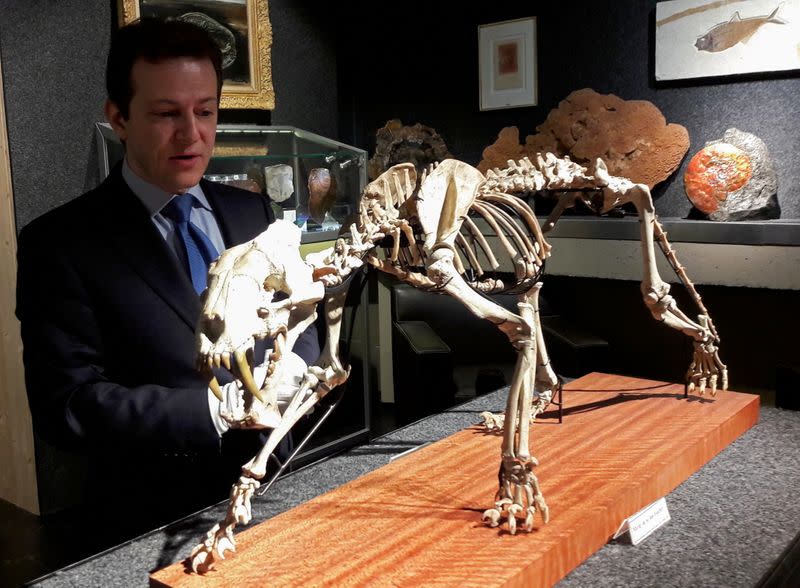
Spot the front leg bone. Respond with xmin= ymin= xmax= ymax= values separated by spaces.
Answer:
xmin=594 ymin=171 xmax=728 ymax=396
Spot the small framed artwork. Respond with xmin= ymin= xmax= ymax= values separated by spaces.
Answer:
xmin=118 ymin=0 xmax=274 ymax=109
xmin=656 ymin=0 xmax=800 ymax=82
xmin=478 ymin=17 xmax=537 ymax=111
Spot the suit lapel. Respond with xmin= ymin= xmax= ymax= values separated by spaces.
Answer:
xmin=100 ymin=169 xmax=200 ymax=330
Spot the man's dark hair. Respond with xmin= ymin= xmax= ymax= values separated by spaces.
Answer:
xmin=106 ymin=17 xmax=224 ymax=119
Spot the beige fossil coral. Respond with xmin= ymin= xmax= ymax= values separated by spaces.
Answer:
xmin=479 ymin=88 xmax=690 ymax=189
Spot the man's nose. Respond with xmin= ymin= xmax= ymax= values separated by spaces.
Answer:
xmin=176 ymin=113 xmax=200 ymax=142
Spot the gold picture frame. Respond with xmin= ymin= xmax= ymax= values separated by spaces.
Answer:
xmin=118 ymin=0 xmax=274 ymax=110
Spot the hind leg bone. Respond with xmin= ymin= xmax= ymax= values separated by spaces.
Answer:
xmin=425 ymin=246 xmax=549 ymax=532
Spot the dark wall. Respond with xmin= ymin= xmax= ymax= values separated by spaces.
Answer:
xmin=5 ymin=1 xmax=796 ymax=226
xmin=336 ymin=1 xmax=800 ymax=219
xmin=1 ymin=0 xmax=338 ymax=231
xmin=1 ymin=0 xmax=111 ymax=231
xmin=331 ymin=1 xmax=800 ymax=395
xmin=541 ymin=276 xmax=799 ymax=395
xmin=269 ymin=0 xmax=337 ymax=135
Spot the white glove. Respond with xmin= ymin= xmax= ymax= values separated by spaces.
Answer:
xmin=208 ymin=385 xmax=232 ymax=436
xmin=254 ymin=351 xmax=309 ymax=413
xmin=207 ymin=351 xmax=308 ymax=435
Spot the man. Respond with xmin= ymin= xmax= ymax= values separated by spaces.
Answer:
xmin=16 ymin=18 xmax=317 ymax=537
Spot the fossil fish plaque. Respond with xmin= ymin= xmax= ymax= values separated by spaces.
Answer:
xmin=655 ymin=0 xmax=800 ymax=81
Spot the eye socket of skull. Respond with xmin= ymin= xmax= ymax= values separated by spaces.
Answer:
xmin=272 ymin=291 xmax=289 ymax=303
xmin=258 ymin=289 xmax=291 ymax=320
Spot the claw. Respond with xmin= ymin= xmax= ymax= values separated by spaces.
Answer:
xmin=482 ymin=508 xmax=501 ymax=527
xmin=216 ymin=536 xmax=236 ymax=559
xmin=538 ymin=499 xmax=550 ymax=524
xmin=190 ymin=549 xmax=209 ymax=574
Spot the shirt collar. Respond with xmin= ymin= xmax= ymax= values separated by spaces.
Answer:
xmin=122 ymin=158 xmax=212 ymax=217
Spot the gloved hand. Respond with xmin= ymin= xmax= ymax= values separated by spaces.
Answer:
xmin=207 ymin=351 xmax=309 ymax=434
xmin=253 ymin=351 xmax=309 ymax=413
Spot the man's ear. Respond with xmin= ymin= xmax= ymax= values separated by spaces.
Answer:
xmin=104 ymin=99 xmax=128 ymax=142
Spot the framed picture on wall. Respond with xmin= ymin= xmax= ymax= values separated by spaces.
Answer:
xmin=478 ymin=17 xmax=537 ymax=110
xmin=655 ymin=0 xmax=800 ymax=81
xmin=118 ymin=0 xmax=274 ymax=109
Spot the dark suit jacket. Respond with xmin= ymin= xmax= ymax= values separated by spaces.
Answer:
xmin=16 ymin=165 xmax=318 ymax=526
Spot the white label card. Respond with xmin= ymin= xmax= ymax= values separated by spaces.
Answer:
xmin=613 ymin=497 xmax=671 ymax=545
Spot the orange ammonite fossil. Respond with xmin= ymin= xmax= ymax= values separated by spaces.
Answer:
xmin=684 ymin=143 xmax=752 ymax=214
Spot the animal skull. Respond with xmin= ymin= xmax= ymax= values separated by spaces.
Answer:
xmin=197 ymin=220 xmax=324 ymax=408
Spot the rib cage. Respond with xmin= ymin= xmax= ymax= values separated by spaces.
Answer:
xmin=374 ymin=182 xmax=550 ymax=296
xmin=367 ymin=153 xmax=610 ymax=296
xmin=455 ymin=195 xmax=546 ymax=294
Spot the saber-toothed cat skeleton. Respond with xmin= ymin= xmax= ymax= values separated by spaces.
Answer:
xmin=189 ymin=154 xmax=727 ymax=573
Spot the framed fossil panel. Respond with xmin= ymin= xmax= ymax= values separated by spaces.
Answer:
xmin=655 ymin=0 xmax=800 ymax=81
xmin=478 ymin=17 xmax=537 ymax=110
xmin=118 ymin=0 xmax=274 ymax=109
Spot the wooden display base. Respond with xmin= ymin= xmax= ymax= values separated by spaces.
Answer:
xmin=151 ymin=373 xmax=759 ymax=587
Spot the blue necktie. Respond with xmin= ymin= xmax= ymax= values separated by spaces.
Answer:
xmin=163 ymin=194 xmax=219 ymax=294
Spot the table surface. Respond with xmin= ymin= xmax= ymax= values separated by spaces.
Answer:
xmin=30 ymin=377 xmax=800 ymax=588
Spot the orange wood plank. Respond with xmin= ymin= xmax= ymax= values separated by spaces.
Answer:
xmin=151 ymin=373 xmax=759 ymax=588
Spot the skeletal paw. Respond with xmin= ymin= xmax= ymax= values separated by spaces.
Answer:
xmin=190 ymin=523 xmax=237 ymax=573
xmin=480 ymin=409 xmax=541 ymax=432
xmin=480 ymin=411 xmax=505 ymax=431
xmin=190 ymin=477 xmax=260 ymax=574
xmin=531 ymin=388 xmax=555 ymax=416
xmin=686 ymin=338 xmax=728 ymax=397
xmin=482 ymin=457 xmax=549 ymax=534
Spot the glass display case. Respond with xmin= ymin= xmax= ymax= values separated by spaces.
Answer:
xmin=95 ymin=123 xmax=367 ymax=243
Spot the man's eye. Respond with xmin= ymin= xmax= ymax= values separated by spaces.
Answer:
xmin=154 ymin=111 xmax=178 ymax=118
xmin=198 ymin=110 xmax=216 ymax=117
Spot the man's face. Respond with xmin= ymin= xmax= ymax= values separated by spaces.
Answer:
xmin=105 ymin=57 xmax=218 ymax=194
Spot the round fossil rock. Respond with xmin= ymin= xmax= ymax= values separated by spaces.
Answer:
xmin=684 ymin=128 xmax=779 ymax=221
xmin=684 ymin=143 xmax=752 ymax=214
